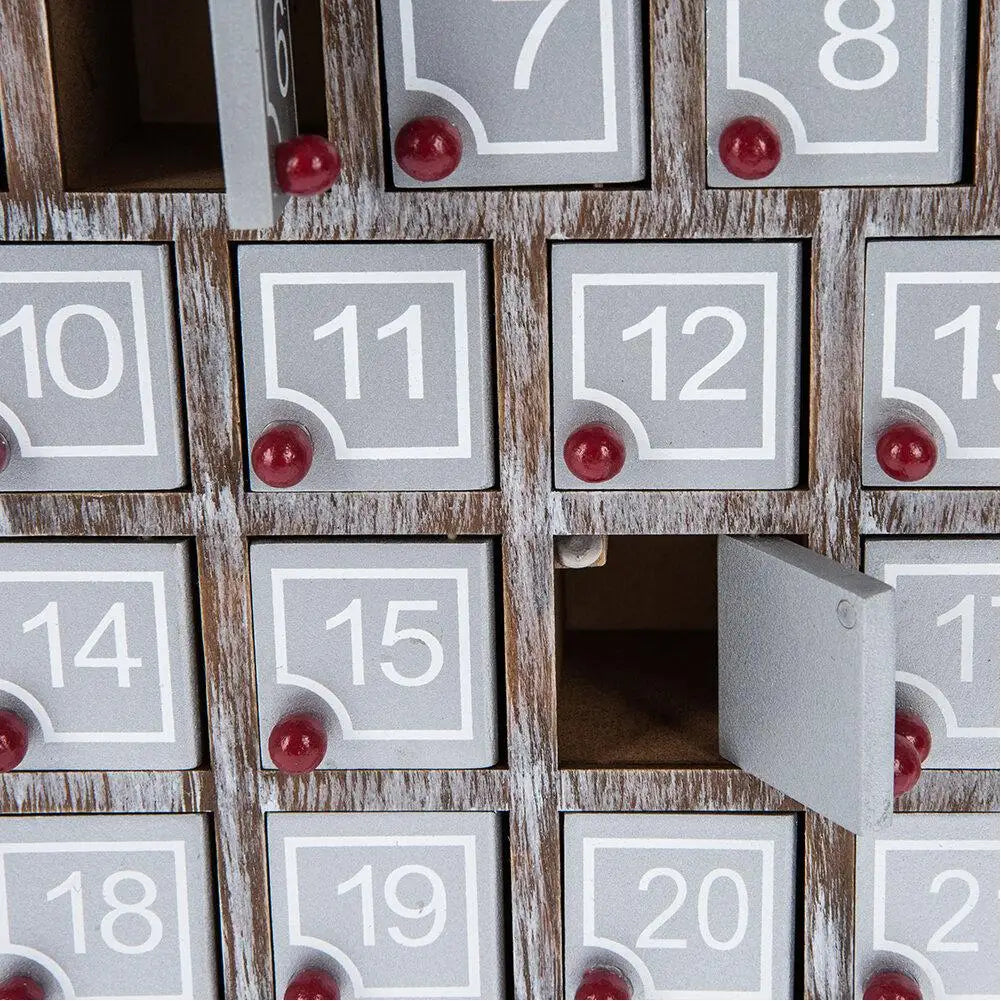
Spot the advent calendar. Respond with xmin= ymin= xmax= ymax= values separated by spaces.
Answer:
xmin=0 ymin=0 xmax=996 ymax=998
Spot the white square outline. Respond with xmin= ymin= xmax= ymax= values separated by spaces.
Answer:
xmin=878 ymin=560 xmax=1001 ymax=740
xmin=570 ymin=272 xmax=779 ymax=460
xmin=870 ymin=837 xmax=1001 ymax=1000
xmin=580 ymin=837 xmax=776 ymax=999
xmin=0 ymin=271 xmax=158 ymax=457
xmin=259 ymin=271 xmax=473 ymax=459
xmin=725 ymin=0 xmax=943 ymax=154
xmin=282 ymin=834 xmax=481 ymax=998
xmin=270 ymin=567 xmax=474 ymax=740
xmin=880 ymin=270 xmax=1001 ymax=460
xmin=0 ymin=840 xmax=194 ymax=999
xmin=398 ymin=0 xmax=619 ymax=154
xmin=0 ymin=571 xmax=176 ymax=743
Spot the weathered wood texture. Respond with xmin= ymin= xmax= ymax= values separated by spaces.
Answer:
xmin=0 ymin=0 xmax=996 ymax=998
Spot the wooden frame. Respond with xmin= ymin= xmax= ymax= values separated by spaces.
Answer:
xmin=0 ymin=1 xmax=997 ymax=997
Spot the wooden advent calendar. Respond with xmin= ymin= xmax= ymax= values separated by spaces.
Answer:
xmin=0 ymin=1 xmax=997 ymax=998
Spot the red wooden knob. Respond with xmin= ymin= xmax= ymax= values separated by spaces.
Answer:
xmin=275 ymin=135 xmax=342 ymax=196
xmin=395 ymin=116 xmax=463 ymax=182
xmin=876 ymin=422 xmax=937 ymax=482
xmin=895 ymin=711 xmax=932 ymax=764
xmin=564 ymin=423 xmax=626 ymax=483
xmin=269 ymin=714 xmax=327 ymax=774
xmin=719 ymin=116 xmax=782 ymax=180
xmin=0 ymin=710 xmax=29 ymax=772
xmin=862 ymin=970 xmax=923 ymax=1000
xmin=0 ymin=975 xmax=45 ymax=1000
xmin=0 ymin=432 xmax=9 ymax=474
xmin=251 ymin=423 xmax=314 ymax=488
xmin=893 ymin=731 xmax=922 ymax=797
xmin=575 ymin=967 xmax=633 ymax=1000
xmin=284 ymin=969 xmax=340 ymax=1000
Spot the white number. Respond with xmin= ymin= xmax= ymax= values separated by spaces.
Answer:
xmin=0 ymin=304 xmax=43 ymax=397
xmin=315 ymin=305 xmax=361 ymax=400
xmin=326 ymin=598 xmax=444 ymax=688
xmin=337 ymin=864 xmax=377 ymax=947
xmin=314 ymin=305 xmax=424 ymax=401
xmin=936 ymin=593 xmax=976 ymax=683
xmin=22 ymin=601 xmax=64 ymax=689
xmin=636 ymin=867 xmax=750 ymax=952
xmin=622 ymin=306 xmax=748 ymax=402
xmin=697 ymin=868 xmax=749 ymax=952
xmin=337 ymin=864 xmax=446 ymax=948
xmin=46 ymin=869 xmax=162 ymax=955
xmin=377 ymin=304 xmax=425 ymax=399
xmin=818 ymin=0 xmax=899 ymax=90
xmin=636 ymin=868 xmax=688 ymax=949
xmin=934 ymin=305 xmax=1001 ymax=399
xmin=927 ymin=870 xmax=980 ymax=953
xmin=273 ymin=0 xmax=290 ymax=97
xmin=380 ymin=600 xmax=444 ymax=687
xmin=74 ymin=602 xmax=141 ymax=687
xmin=101 ymin=870 xmax=163 ymax=955
xmin=326 ymin=598 xmax=365 ymax=685
xmin=385 ymin=865 xmax=447 ymax=948
xmin=0 ymin=303 xmax=124 ymax=400
xmin=512 ymin=0 xmax=571 ymax=90
xmin=679 ymin=307 xmax=748 ymax=401
xmin=623 ymin=308 xmax=669 ymax=401
xmin=47 ymin=870 xmax=86 ymax=954
xmin=23 ymin=601 xmax=141 ymax=689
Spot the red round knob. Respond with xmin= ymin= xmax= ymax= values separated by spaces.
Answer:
xmin=0 ymin=432 xmax=9 ymax=474
xmin=719 ymin=116 xmax=782 ymax=180
xmin=269 ymin=714 xmax=327 ymax=774
xmin=284 ymin=969 xmax=340 ymax=1000
xmin=862 ymin=970 xmax=923 ymax=1000
xmin=275 ymin=135 xmax=342 ymax=196
xmin=395 ymin=116 xmax=463 ymax=182
xmin=251 ymin=423 xmax=314 ymax=488
xmin=893 ymin=731 xmax=922 ymax=797
xmin=895 ymin=711 xmax=932 ymax=764
xmin=0 ymin=975 xmax=45 ymax=1000
xmin=564 ymin=423 xmax=626 ymax=483
xmin=575 ymin=967 xmax=632 ymax=1000
xmin=876 ymin=422 xmax=937 ymax=482
xmin=0 ymin=710 xmax=29 ymax=772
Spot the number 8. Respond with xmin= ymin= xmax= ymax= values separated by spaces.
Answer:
xmin=818 ymin=0 xmax=900 ymax=91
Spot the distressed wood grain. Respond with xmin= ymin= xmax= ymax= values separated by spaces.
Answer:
xmin=0 ymin=0 xmax=995 ymax=998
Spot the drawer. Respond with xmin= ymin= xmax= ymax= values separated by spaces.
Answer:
xmin=563 ymin=812 xmax=797 ymax=999
xmin=0 ymin=541 xmax=203 ymax=770
xmin=377 ymin=0 xmax=645 ymax=189
xmin=705 ymin=2 xmax=968 ymax=187
xmin=0 ymin=244 xmax=186 ymax=491
xmin=251 ymin=540 xmax=499 ymax=770
xmin=862 ymin=239 xmax=1000 ymax=488
xmin=237 ymin=243 xmax=495 ymax=491
xmin=551 ymin=241 xmax=802 ymax=490
xmin=865 ymin=537 xmax=999 ymax=769
xmin=0 ymin=813 xmax=218 ymax=999
xmin=855 ymin=811 xmax=1000 ymax=999
xmin=267 ymin=811 xmax=506 ymax=999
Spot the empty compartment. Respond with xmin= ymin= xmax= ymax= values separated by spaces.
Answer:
xmin=558 ymin=535 xmax=726 ymax=767
xmin=47 ymin=0 xmax=222 ymax=191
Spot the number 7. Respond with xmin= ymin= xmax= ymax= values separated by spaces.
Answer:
xmin=510 ymin=0 xmax=572 ymax=90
